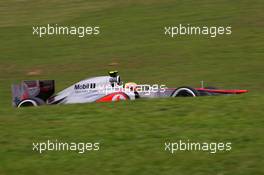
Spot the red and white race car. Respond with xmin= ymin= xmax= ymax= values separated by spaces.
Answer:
xmin=12 ymin=71 xmax=248 ymax=107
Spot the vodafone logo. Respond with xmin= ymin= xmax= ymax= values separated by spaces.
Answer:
xmin=111 ymin=94 xmax=127 ymax=101
xmin=96 ymin=92 xmax=129 ymax=103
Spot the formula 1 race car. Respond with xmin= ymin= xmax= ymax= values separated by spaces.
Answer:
xmin=12 ymin=71 xmax=248 ymax=107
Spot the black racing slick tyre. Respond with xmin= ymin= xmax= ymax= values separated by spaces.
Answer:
xmin=171 ymin=86 xmax=199 ymax=97
xmin=17 ymin=97 xmax=45 ymax=108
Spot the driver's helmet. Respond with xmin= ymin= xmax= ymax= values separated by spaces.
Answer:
xmin=109 ymin=70 xmax=122 ymax=86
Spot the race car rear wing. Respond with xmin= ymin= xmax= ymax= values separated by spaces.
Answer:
xmin=12 ymin=80 xmax=55 ymax=107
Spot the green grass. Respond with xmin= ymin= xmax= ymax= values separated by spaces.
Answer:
xmin=0 ymin=0 xmax=263 ymax=174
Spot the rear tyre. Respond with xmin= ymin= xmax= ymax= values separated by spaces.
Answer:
xmin=17 ymin=97 xmax=45 ymax=108
xmin=171 ymin=86 xmax=199 ymax=97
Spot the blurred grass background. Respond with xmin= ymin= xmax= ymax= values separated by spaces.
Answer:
xmin=0 ymin=0 xmax=263 ymax=174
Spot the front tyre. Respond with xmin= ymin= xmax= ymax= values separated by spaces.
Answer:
xmin=171 ymin=86 xmax=199 ymax=97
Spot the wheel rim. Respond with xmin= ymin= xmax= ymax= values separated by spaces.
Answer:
xmin=18 ymin=100 xmax=38 ymax=107
xmin=173 ymin=88 xmax=196 ymax=97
